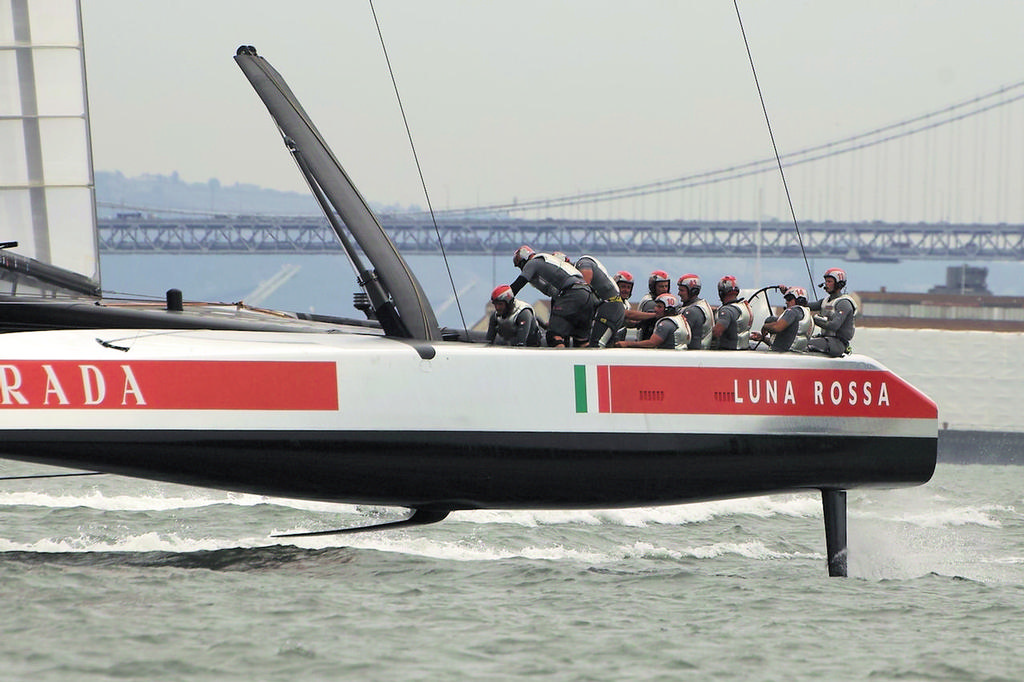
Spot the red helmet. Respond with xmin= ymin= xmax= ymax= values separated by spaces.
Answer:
xmin=613 ymin=270 xmax=634 ymax=285
xmin=648 ymin=270 xmax=671 ymax=296
xmin=823 ymin=267 xmax=847 ymax=288
xmin=785 ymin=286 xmax=808 ymax=305
xmin=677 ymin=273 xmax=701 ymax=296
xmin=655 ymin=293 xmax=679 ymax=314
xmin=513 ymin=245 xmax=535 ymax=268
xmin=491 ymin=284 xmax=515 ymax=305
xmin=717 ymin=275 xmax=739 ymax=297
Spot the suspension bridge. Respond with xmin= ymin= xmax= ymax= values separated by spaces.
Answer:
xmin=98 ymin=79 xmax=1024 ymax=262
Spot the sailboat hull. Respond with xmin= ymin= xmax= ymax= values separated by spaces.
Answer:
xmin=0 ymin=328 xmax=937 ymax=508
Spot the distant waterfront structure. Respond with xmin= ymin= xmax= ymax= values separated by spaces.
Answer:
xmin=927 ymin=265 xmax=992 ymax=296
xmin=858 ymin=265 xmax=1024 ymax=331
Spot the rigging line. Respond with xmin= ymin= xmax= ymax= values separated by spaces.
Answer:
xmin=368 ymin=0 xmax=469 ymax=338
xmin=732 ymin=0 xmax=814 ymax=291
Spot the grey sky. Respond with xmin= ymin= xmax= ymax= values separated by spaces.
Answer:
xmin=82 ymin=1 xmax=1024 ymax=215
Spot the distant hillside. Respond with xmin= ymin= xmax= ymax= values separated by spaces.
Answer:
xmin=95 ymin=171 xmax=420 ymax=218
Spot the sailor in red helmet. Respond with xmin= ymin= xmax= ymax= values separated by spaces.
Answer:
xmin=573 ymin=254 xmax=625 ymax=347
xmin=636 ymin=270 xmax=672 ymax=341
xmin=614 ymin=271 xmax=635 ymax=303
xmin=752 ymin=286 xmax=812 ymax=352
xmin=804 ymin=267 xmax=856 ymax=356
xmin=616 ymin=293 xmax=690 ymax=349
xmin=510 ymin=245 xmax=597 ymax=347
xmin=676 ymin=273 xmax=714 ymax=349
xmin=612 ymin=271 xmax=647 ymax=343
xmin=711 ymin=275 xmax=752 ymax=350
xmin=485 ymin=284 xmax=541 ymax=347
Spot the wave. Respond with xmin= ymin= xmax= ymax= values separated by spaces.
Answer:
xmin=0 ymin=543 xmax=357 ymax=571
xmin=441 ymin=495 xmax=824 ymax=529
xmin=0 ymin=525 xmax=820 ymax=569
xmin=0 ymin=488 xmax=366 ymax=514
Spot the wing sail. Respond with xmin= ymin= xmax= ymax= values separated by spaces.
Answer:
xmin=0 ymin=0 xmax=100 ymax=295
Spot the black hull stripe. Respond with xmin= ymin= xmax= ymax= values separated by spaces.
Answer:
xmin=0 ymin=430 xmax=937 ymax=510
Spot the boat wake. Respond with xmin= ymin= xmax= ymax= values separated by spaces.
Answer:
xmin=0 ymin=465 xmax=1016 ymax=581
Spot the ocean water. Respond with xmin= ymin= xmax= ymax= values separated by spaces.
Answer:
xmin=0 ymin=460 xmax=1020 ymax=682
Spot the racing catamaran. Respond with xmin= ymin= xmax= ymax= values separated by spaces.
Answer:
xmin=0 ymin=5 xmax=936 ymax=577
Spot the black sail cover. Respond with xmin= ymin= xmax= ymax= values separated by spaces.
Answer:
xmin=234 ymin=47 xmax=440 ymax=341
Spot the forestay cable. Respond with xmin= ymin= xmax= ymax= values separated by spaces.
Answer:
xmin=369 ymin=1 xmax=470 ymax=338
xmin=733 ymin=0 xmax=816 ymax=291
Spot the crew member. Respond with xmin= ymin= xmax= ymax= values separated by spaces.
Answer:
xmin=485 ymin=284 xmax=541 ymax=347
xmin=510 ymin=245 xmax=597 ymax=347
xmin=752 ymin=286 xmax=811 ymax=352
xmin=637 ymin=270 xmax=671 ymax=341
xmin=614 ymin=271 xmax=655 ymax=342
xmin=711 ymin=275 xmax=752 ymax=350
xmin=616 ymin=293 xmax=690 ymax=349
xmin=801 ymin=267 xmax=856 ymax=357
xmin=676 ymin=273 xmax=714 ymax=349
xmin=574 ymin=254 xmax=626 ymax=347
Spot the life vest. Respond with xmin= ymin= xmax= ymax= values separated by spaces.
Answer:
xmin=574 ymin=255 xmax=619 ymax=301
xmin=636 ymin=294 xmax=658 ymax=341
xmin=493 ymin=299 xmax=537 ymax=343
xmin=683 ymin=297 xmax=715 ymax=349
xmin=792 ymin=305 xmax=813 ymax=352
xmin=718 ymin=299 xmax=752 ymax=350
xmin=522 ymin=254 xmax=585 ymax=297
xmin=665 ymin=314 xmax=691 ymax=349
xmin=817 ymin=293 xmax=857 ymax=344
xmin=820 ymin=293 xmax=857 ymax=318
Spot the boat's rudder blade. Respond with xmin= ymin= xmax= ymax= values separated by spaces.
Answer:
xmin=821 ymin=489 xmax=848 ymax=577
xmin=273 ymin=508 xmax=450 ymax=538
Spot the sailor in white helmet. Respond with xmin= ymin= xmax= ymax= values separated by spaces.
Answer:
xmin=510 ymin=245 xmax=597 ymax=347
xmin=752 ymin=286 xmax=812 ymax=352
xmin=574 ymin=254 xmax=626 ymax=348
xmin=615 ymin=293 xmax=690 ymax=349
xmin=676 ymin=273 xmax=714 ymax=350
xmin=485 ymin=284 xmax=542 ymax=347
xmin=783 ymin=267 xmax=856 ymax=357
xmin=710 ymin=275 xmax=752 ymax=350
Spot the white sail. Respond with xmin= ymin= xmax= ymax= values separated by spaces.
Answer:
xmin=0 ymin=0 xmax=99 ymax=288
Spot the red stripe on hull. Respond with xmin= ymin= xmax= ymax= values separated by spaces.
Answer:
xmin=0 ymin=361 xmax=338 ymax=410
xmin=602 ymin=365 xmax=935 ymax=419
xmin=597 ymin=364 xmax=611 ymax=413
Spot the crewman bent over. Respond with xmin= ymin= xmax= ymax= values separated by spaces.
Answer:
xmin=574 ymin=254 xmax=626 ymax=348
xmin=510 ymin=245 xmax=597 ymax=347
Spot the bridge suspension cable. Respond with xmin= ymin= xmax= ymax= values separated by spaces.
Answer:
xmin=425 ymin=79 xmax=1024 ymax=217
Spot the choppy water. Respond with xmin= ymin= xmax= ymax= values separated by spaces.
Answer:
xmin=1 ymin=460 xmax=1021 ymax=681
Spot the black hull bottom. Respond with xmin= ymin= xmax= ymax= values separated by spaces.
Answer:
xmin=0 ymin=430 xmax=937 ymax=509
